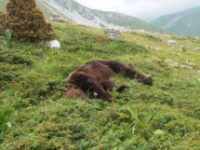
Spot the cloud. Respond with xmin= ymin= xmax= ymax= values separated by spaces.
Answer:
xmin=75 ymin=0 xmax=200 ymax=21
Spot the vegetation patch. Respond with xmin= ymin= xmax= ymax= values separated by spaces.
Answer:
xmin=0 ymin=22 xmax=200 ymax=149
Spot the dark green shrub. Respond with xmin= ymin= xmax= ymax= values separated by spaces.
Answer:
xmin=181 ymin=47 xmax=187 ymax=52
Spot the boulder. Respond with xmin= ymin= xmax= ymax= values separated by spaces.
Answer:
xmin=180 ymin=65 xmax=193 ymax=70
xmin=186 ymin=60 xmax=195 ymax=66
xmin=168 ymin=40 xmax=177 ymax=45
xmin=167 ymin=60 xmax=179 ymax=68
xmin=194 ymin=47 xmax=200 ymax=51
xmin=50 ymin=15 xmax=67 ymax=23
xmin=171 ymin=52 xmax=181 ymax=56
xmin=104 ymin=29 xmax=121 ymax=38
xmin=155 ymin=47 xmax=161 ymax=51
xmin=48 ymin=40 xmax=61 ymax=49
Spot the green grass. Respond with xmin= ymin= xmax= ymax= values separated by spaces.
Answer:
xmin=0 ymin=22 xmax=200 ymax=150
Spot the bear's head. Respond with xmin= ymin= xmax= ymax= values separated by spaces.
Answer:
xmin=63 ymin=83 xmax=87 ymax=99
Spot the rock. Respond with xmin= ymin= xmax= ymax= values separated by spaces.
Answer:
xmin=104 ymin=29 xmax=121 ymax=38
xmin=48 ymin=40 xmax=61 ymax=49
xmin=155 ymin=47 xmax=161 ymax=51
xmin=186 ymin=60 xmax=195 ymax=66
xmin=138 ymin=29 xmax=145 ymax=33
xmin=125 ymin=29 xmax=133 ymax=33
xmin=167 ymin=59 xmax=194 ymax=70
xmin=50 ymin=15 xmax=67 ymax=23
xmin=194 ymin=47 xmax=200 ymax=51
xmin=168 ymin=40 xmax=177 ymax=45
xmin=171 ymin=52 xmax=181 ymax=56
xmin=180 ymin=65 xmax=193 ymax=70
xmin=167 ymin=60 xmax=179 ymax=68
xmin=169 ymin=62 xmax=179 ymax=68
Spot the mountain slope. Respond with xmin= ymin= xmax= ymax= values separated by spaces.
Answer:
xmin=0 ymin=0 xmax=168 ymax=33
xmin=152 ymin=6 xmax=200 ymax=37
xmin=40 ymin=0 xmax=167 ymax=33
xmin=90 ymin=9 xmax=166 ymax=32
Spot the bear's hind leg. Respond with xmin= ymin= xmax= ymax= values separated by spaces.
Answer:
xmin=100 ymin=80 xmax=128 ymax=93
xmin=99 ymin=61 xmax=153 ymax=86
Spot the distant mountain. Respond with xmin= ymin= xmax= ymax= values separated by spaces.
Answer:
xmin=152 ymin=6 xmax=200 ymax=37
xmin=0 ymin=0 xmax=167 ymax=33
xmin=38 ymin=0 xmax=168 ymax=33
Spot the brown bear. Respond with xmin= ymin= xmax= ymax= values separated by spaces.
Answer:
xmin=64 ymin=60 xmax=153 ymax=102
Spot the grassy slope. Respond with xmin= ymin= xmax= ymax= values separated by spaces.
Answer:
xmin=0 ymin=22 xmax=200 ymax=150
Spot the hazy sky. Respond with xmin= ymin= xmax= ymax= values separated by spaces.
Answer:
xmin=75 ymin=0 xmax=200 ymax=21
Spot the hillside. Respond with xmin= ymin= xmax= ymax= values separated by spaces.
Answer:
xmin=0 ymin=0 xmax=168 ymax=33
xmin=0 ymin=0 xmax=6 ymax=11
xmin=0 ymin=21 xmax=200 ymax=149
xmin=152 ymin=6 xmax=200 ymax=37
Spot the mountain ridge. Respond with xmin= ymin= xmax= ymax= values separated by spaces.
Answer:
xmin=152 ymin=6 xmax=200 ymax=37
xmin=39 ymin=0 xmax=167 ymax=33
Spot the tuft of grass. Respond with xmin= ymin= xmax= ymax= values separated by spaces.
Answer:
xmin=181 ymin=47 xmax=187 ymax=52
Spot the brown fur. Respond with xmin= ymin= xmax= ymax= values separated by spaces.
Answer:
xmin=64 ymin=60 xmax=153 ymax=102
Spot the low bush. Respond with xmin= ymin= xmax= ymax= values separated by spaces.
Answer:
xmin=5 ymin=0 xmax=56 ymax=41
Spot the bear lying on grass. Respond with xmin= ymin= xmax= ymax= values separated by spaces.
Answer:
xmin=64 ymin=60 xmax=153 ymax=102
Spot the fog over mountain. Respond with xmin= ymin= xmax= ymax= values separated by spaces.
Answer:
xmin=76 ymin=0 xmax=200 ymax=21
